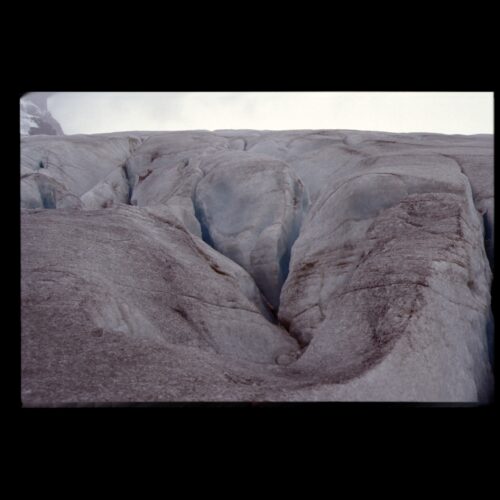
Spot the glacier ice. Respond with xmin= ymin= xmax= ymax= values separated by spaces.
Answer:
xmin=20 ymin=94 xmax=64 ymax=136
xmin=194 ymin=151 xmax=309 ymax=310
xmin=20 ymin=129 xmax=494 ymax=403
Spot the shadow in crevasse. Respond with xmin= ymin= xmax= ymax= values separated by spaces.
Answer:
xmin=482 ymin=212 xmax=494 ymax=369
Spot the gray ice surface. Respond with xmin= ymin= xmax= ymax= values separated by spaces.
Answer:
xmin=21 ymin=129 xmax=494 ymax=403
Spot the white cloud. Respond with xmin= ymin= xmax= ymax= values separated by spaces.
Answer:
xmin=45 ymin=92 xmax=493 ymax=135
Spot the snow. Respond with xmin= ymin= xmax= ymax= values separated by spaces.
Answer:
xmin=20 ymin=97 xmax=64 ymax=136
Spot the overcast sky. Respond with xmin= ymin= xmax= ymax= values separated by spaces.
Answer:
xmin=34 ymin=92 xmax=493 ymax=135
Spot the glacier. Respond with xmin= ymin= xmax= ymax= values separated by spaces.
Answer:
xmin=20 ymin=129 xmax=494 ymax=403
xmin=20 ymin=93 xmax=64 ymax=136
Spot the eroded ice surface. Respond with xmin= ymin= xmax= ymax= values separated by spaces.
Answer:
xmin=20 ymin=129 xmax=494 ymax=403
xmin=194 ymin=151 xmax=309 ymax=309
